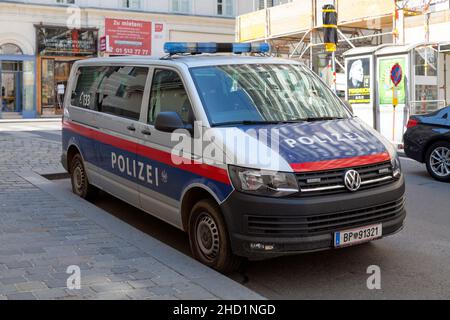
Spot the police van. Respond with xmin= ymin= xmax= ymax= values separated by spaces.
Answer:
xmin=62 ymin=42 xmax=406 ymax=273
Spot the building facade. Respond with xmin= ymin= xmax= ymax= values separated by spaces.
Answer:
xmin=0 ymin=0 xmax=253 ymax=118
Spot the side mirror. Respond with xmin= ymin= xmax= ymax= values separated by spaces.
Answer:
xmin=155 ymin=111 xmax=189 ymax=133
xmin=344 ymin=100 xmax=354 ymax=115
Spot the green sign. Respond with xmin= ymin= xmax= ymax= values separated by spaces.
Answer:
xmin=378 ymin=57 xmax=406 ymax=105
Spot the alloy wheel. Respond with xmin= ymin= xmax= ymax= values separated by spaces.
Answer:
xmin=430 ymin=147 xmax=450 ymax=177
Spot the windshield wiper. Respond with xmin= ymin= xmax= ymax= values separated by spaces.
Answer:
xmin=211 ymin=117 xmax=344 ymax=127
xmin=211 ymin=120 xmax=286 ymax=127
xmin=299 ymin=116 xmax=345 ymax=122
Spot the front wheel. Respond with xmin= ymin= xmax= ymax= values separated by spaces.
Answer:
xmin=188 ymin=199 xmax=242 ymax=274
xmin=425 ymin=141 xmax=450 ymax=183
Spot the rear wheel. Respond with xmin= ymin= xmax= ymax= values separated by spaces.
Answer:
xmin=425 ymin=141 xmax=450 ymax=183
xmin=188 ymin=199 xmax=242 ymax=274
xmin=70 ymin=154 xmax=98 ymax=200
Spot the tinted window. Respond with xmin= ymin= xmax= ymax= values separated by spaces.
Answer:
xmin=148 ymin=69 xmax=193 ymax=125
xmin=72 ymin=66 xmax=106 ymax=111
xmin=72 ymin=66 xmax=149 ymax=121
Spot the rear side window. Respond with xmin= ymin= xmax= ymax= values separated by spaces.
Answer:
xmin=72 ymin=66 xmax=149 ymax=121
xmin=148 ymin=69 xmax=193 ymax=125
xmin=71 ymin=66 xmax=105 ymax=111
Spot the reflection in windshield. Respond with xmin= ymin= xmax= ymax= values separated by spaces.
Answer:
xmin=190 ymin=64 xmax=350 ymax=126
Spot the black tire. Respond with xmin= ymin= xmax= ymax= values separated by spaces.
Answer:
xmin=70 ymin=154 xmax=98 ymax=200
xmin=425 ymin=141 xmax=450 ymax=183
xmin=188 ymin=199 xmax=242 ymax=274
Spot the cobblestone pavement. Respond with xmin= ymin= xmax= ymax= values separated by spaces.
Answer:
xmin=0 ymin=127 xmax=262 ymax=300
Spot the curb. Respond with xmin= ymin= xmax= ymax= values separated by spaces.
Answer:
xmin=17 ymin=170 xmax=265 ymax=300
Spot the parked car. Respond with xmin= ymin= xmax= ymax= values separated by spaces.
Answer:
xmin=61 ymin=42 xmax=406 ymax=273
xmin=404 ymin=106 xmax=450 ymax=182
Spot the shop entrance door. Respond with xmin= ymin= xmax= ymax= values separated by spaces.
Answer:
xmin=41 ymin=58 xmax=75 ymax=115
xmin=0 ymin=61 xmax=23 ymax=114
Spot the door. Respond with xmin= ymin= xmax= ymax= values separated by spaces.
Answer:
xmin=54 ymin=61 xmax=74 ymax=113
xmin=94 ymin=65 xmax=150 ymax=208
xmin=41 ymin=58 xmax=76 ymax=115
xmin=135 ymin=68 xmax=196 ymax=228
xmin=0 ymin=61 xmax=22 ymax=113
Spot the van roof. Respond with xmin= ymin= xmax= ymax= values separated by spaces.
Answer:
xmin=75 ymin=55 xmax=302 ymax=68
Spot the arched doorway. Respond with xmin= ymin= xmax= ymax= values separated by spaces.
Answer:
xmin=0 ymin=43 xmax=36 ymax=118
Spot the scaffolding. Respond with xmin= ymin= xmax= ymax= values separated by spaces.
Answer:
xmin=236 ymin=0 xmax=426 ymax=74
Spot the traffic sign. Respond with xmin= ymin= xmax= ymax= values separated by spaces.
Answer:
xmin=390 ymin=63 xmax=403 ymax=87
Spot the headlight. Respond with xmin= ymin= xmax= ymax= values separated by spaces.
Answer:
xmin=392 ymin=154 xmax=402 ymax=179
xmin=228 ymin=166 xmax=299 ymax=197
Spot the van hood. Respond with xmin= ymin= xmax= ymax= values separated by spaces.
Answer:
xmin=237 ymin=118 xmax=393 ymax=172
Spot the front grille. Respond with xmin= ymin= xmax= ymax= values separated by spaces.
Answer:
xmin=246 ymin=198 xmax=405 ymax=238
xmin=295 ymin=161 xmax=394 ymax=197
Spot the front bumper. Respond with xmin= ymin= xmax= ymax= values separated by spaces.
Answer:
xmin=220 ymin=176 xmax=406 ymax=260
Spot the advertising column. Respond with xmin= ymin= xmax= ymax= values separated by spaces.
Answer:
xmin=377 ymin=56 xmax=408 ymax=144
xmin=346 ymin=56 xmax=374 ymax=127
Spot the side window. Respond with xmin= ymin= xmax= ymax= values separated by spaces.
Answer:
xmin=97 ymin=66 xmax=149 ymax=121
xmin=148 ymin=69 xmax=193 ymax=125
xmin=71 ymin=66 xmax=149 ymax=121
xmin=72 ymin=66 xmax=106 ymax=111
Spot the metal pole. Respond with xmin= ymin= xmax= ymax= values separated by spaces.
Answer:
xmin=332 ymin=51 xmax=337 ymax=93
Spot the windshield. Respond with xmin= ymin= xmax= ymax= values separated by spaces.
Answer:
xmin=190 ymin=64 xmax=350 ymax=126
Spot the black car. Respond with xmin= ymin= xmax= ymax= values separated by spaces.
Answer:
xmin=404 ymin=106 xmax=450 ymax=182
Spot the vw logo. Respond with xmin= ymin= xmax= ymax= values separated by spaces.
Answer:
xmin=344 ymin=170 xmax=362 ymax=192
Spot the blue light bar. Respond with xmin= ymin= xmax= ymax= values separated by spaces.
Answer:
xmin=164 ymin=42 xmax=271 ymax=55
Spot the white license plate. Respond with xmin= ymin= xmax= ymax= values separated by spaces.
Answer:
xmin=334 ymin=224 xmax=382 ymax=248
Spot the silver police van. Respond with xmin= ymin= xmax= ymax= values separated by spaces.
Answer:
xmin=62 ymin=42 xmax=406 ymax=273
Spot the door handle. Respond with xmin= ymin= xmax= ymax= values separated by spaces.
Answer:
xmin=127 ymin=125 xmax=136 ymax=132
xmin=141 ymin=129 xmax=152 ymax=136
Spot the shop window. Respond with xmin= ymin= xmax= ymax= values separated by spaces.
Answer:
xmin=0 ymin=43 xmax=23 ymax=55
xmin=72 ymin=66 xmax=149 ymax=121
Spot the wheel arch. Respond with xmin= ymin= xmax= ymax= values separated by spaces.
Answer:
xmin=67 ymin=144 xmax=82 ymax=173
xmin=180 ymin=185 xmax=222 ymax=232
xmin=422 ymin=136 xmax=450 ymax=162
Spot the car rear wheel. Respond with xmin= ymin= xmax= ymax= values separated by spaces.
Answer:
xmin=188 ymin=199 xmax=242 ymax=274
xmin=70 ymin=154 xmax=98 ymax=200
xmin=425 ymin=141 xmax=450 ymax=183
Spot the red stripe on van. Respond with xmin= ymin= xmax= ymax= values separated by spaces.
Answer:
xmin=290 ymin=152 xmax=391 ymax=173
xmin=63 ymin=121 xmax=231 ymax=185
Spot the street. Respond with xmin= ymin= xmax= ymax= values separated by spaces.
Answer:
xmin=37 ymin=128 xmax=450 ymax=300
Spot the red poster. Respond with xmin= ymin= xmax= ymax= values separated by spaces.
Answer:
xmin=105 ymin=18 xmax=152 ymax=56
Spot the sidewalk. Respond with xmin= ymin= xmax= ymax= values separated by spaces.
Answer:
xmin=0 ymin=130 xmax=263 ymax=300
xmin=0 ymin=117 xmax=62 ymax=123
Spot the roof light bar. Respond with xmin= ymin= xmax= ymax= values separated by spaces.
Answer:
xmin=163 ymin=42 xmax=271 ymax=55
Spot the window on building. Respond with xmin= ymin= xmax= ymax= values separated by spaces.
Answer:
xmin=148 ymin=69 xmax=193 ymax=125
xmin=217 ymin=0 xmax=234 ymax=16
xmin=0 ymin=43 xmax=23 ymax=55
xmin=72 ymin=66 xmax=149 ymax=121
xmin=121 ymin=0 xmax=141 ymax=9
xmin=254 ymin=0 xmax=291 ymax=10
xmin=56 ymin=0 xmax=75 ymax=4
xmin=171 ymin=0 xmax=191 ymax=13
